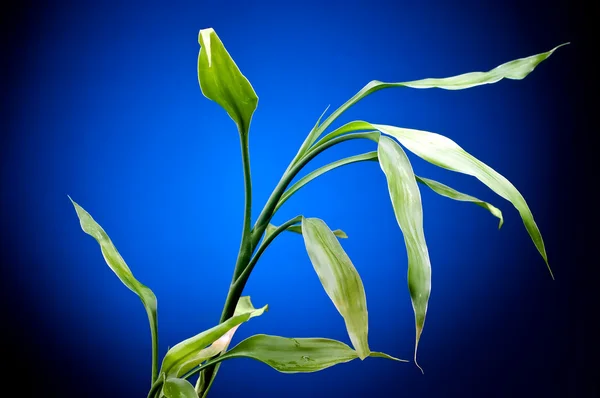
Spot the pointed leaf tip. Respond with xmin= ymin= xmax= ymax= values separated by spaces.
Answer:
xmin=301 ymin=217 xmax=370 ymax=359
xmin=374 ymin=123 xmax=552 ymax=278
xmin=377 ymin=136 xmax=431 ymax=370
xmin=215 ymin=335 xmax=405 ymax=373
xmin=160 ymin=296 xmax=267 ymax=378
xmin=415 ymin=175 xmax=504 ymax=228
xmin=69 ymin=199 xmax=159 ymax=383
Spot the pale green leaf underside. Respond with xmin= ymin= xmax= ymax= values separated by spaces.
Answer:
xmin=416 ymin=176 xmax=504 ymax=228
xmin=306 ymin=44 xmax=567 ymax=149
xmin=198 ymin=28 xmax=258 ymax=135
xmin=69 ymin=197 xmax=159 ymax=382
xmin=374 ymin=124 xmax=551 ymax=277
xmin=163 ymin=378 xmax=199 ymax=398
xmin=301 ymin=217 xmax=370 ymax=359
xmin=161 ymin=297 xmax=267 ymax=377
xmin=218 ymin=335 xmax=406 ymax=373
xmin=377 ymin=137 xmax=431 ymax=372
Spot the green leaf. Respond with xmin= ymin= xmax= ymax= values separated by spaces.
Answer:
xmin=197 ymin=28 xmax=258 ymax=136
xmin=266 ymin=222 xmax=348 ymax=239
xmin=216 ymin=334 xmax=406 ymax=373
xmin=375 ymin=123 xmax=551 ymax=277
xmin=274 ymin=144 xmax=501 ymax=230
xmin=312 ymin=121 xmax=379 ymax=151
xmin=163 ymin=378 xmax=199 ymax=398
xmin=69 ymin=197 xmax=159 ymax=384
xmin=301 ymin=217 xmax=369 ymax=359
xmin=264 ymin=223 xmax=278 ymax=241
xmin=400 ymin=44 xmax=568 ymax=90
xmin=377 ymin=137 xmax=431 ymax=372
xmin=160 ymin=296 xmax=267 ymax=377
xmin=287 ymin=224 xmax=348 ymax=239
xmin=276 ymin=152 xmax=379 ymax=213
xmin=308 ymin=44 xmax=566 ymax=148
xmin=416 ymin=176 xmax=504 ymax=228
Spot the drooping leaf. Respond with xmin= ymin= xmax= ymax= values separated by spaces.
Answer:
xmin=416 ymin=176 xmax=504 ymax=228
xmin=301 ymin=217 xmax=369 ymax=359
xmin=377 ymin=137 xmax=431 ymax=372
xmin=160 ymin=296 xmax=267 ymax=377
xmin=306 ymin=45 xmax=566 ymax=148
xmin=215 ymin=334 xmax=405 ymax=373
xmin=69 ymin=197 xmax=159 ymax=383
xmin=273 ymin=145 xmax=502 ymax=230
xmin=197 ymin=28 xmax=258 ymax=135
xmin=374 ymin=124 xmax=551 ymax=277
xmin=277 ymin=152 xmax=378 ymax=212
xmin=163 ymin=378 xmax=199 ymax=398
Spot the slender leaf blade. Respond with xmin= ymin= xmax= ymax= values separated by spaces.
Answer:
xmin=375 ymin=124 xmax=551 ymax=277
xmin=163 ymin=378 xmax=199 ymax=398
xmin=69 ymin=198 xmax=159 ymax=383
xmin=301 ymin=217 xmax=369 ymax=359
xmin=198 ymin=28 xmax=258 ymax=135
xmin=218 ymin=335 xmax=406 ymax=373
xmin=311 ymin=45 xmax=566 ymax=146
xmin=416 ymin=176 xmax=504 ymax=228
xmin=276 ymin=151 xmax=378 ymax=212
xmin=377 ymin=136 xmax=432 ymax=372
xmin=161 ymin=296 xmax=267 ymax=377
xmin=402 ymin=44 xmax=568 ymax=90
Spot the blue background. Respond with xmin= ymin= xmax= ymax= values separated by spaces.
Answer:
xmin=1 ymin=1 xmax=596 ymax=397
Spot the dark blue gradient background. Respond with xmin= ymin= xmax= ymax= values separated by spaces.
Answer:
xmin=1 ymin=1 xmax=596 ymax=397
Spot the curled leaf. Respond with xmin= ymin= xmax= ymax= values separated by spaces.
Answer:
xmin=198 ymin=28 xmax=258 ymax=135
xmin=160 ymin=296 xmax=267 ymax=377
xmin=301 ymin=217 xmax=369 ymax=359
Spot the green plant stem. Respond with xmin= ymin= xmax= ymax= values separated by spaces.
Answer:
xmin=150 ymin=323 xmax=159 ymax=385
xmin=235 ymin=132 xmax=253 ymax=280
xmin=147 ymin=379 xmax=163 ymax=398
xmin=251 ymin=131 xmax=380 ymax=249
xmin=199 ymin=131 xmax=254 ymax=396
xmin=183 ymin=355 xmax=224 ymax=381
xmin=274 ymin=151 xmax=378 ymax=214
xmin=201 ymin=131 xmax=378 ymax=396
xmin=234 ymin=215 xmax=302 ymax=286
